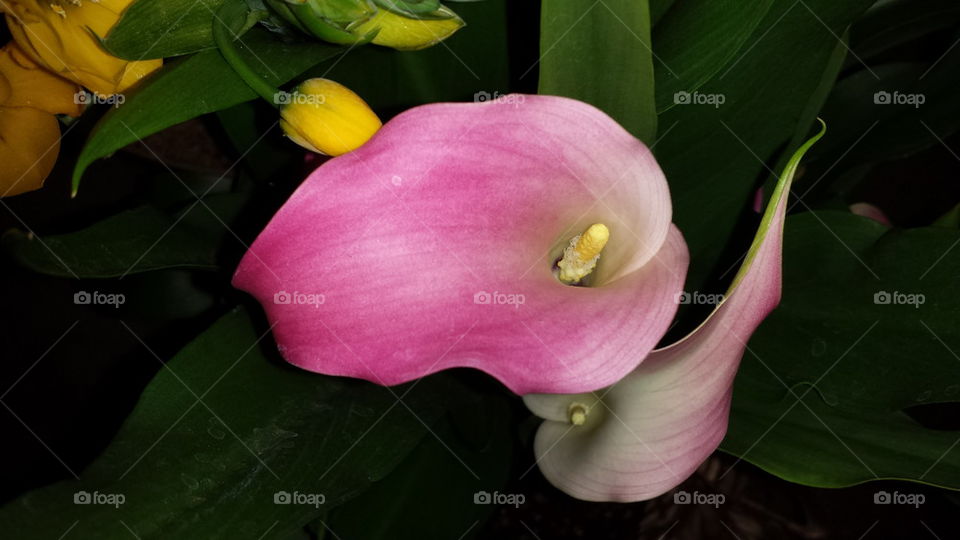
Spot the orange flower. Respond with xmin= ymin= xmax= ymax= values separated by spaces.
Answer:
xmin=1 ymin=0 xmax=162 ymax=95
xmin=0 ymin=42 xmax=82 ymax=196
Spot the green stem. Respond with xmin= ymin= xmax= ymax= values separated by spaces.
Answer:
xmin=212 ymin=18 xmax=282 ymax=108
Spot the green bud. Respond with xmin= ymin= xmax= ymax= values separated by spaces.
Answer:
xmin=373 ymin=0 xmax=442 ymax=16
xmin=266 ymin=0 xmax=463 ymax=49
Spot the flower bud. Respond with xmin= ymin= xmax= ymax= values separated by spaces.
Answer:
xmin=354 ymin=4 xmax=464 ymax=50
xmin=266 ymin=0 xmax=463 ymax=50
xmin=278 ymin=78 xmax=382 ymax=156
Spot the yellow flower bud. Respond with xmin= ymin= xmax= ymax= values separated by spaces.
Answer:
xmin=353 ymin=6 xmax=464 ymax=51
xmin=1 ymin=0 xmax=162 ymax=95
xmin=279 ymin=78 xmax=382 ymax=156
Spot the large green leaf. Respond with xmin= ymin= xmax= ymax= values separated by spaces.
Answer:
xmin=104 ymin=0 xmax=259 ymax=59
xmin=654 ymin=0 xmax=875 ymax=292
xmin=649 ymin=0 xmax=676 ymax=25
xmin=652 ymin=0 xmax=775 ymax=112
xmin=73 ymin=28 xmax=341 ymax=194
xmin=801 ymin=47 xmax=960 ymax=199
xmin=724 ymin=212 xmax=960 ymax=488
xmin=2 ymin=193 xmax=245 ymax=278
xmin=754 ymin=32 xmax=848 ymax=203
xmin=850 ymin=0 xmax=960 ymax=63
xmin=0 ymin=309 xmax=449 ymax=538
xmin=325 ymin=391 xmax=514 ymax=540
xmin=538 ymin=0 xmax=657 ymax=143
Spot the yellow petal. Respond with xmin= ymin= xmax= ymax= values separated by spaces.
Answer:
xmin=0 ymin=43 xmax=82 ymax=116
xmin=0 ymin=106 xmax=62 ymax=197
xmin=2 ymin=0 xmax=162 ymax=95
xmin=354 ymin=6 xmax=464 ymax=51
xmin=279 ymin=78 xmax=382 ymax=156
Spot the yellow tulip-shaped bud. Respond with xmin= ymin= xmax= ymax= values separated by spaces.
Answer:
xmin=278 ymin=78 xmax=382 ymax=156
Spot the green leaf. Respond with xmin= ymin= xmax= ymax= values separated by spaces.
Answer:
xmin=801 ymin=47 xmax=960 ymax=198
xmin=73 ymin=28 xmax=341 ymax=194
xmin=538 ymin=0 xmax=657 ymax=143
xmin=783 ymin=32 xmax=850 ymax=157
xmin=649 ymin=0 xmax=676 ymax=25
xmin=652 ymin=0 xmax=775 ymax=112
xmin=933 ymin=203 xmax=960 ymax=229
xmin=757 ymin=30 xmax=849 ymax=201
xmin=2 ymin=194 xmax=245 ymax=278
xmin=0 ymin=309 xmax=448 ymax=538
xmin=724 ymin=211 xmax=960 ymax=489
xmin=326 ymin=391 xmax=514 ymax=540
xmin=216 ymin=102 xmax=300 ymax=182
xmin=104 ymin=0 xmax=262 ymax=59
xmin=850 ymin=0 xmax=960 ymax=63
xmin=654 ymin=0 xmax=875 ymax=292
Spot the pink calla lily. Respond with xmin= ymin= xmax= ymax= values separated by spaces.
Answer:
xmin=232 ymin=95 xmax=688 ymax=395
xmin=522 ymin=124 xmax=826 ymax=502
xmin=233 ymin=93 xmax=825 ymax=502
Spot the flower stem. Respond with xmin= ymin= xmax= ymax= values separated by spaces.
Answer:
xmin=212 ymin=19 xmax=281 ymax=108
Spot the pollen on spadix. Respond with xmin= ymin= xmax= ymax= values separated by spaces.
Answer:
xmin=556 ymin=223 xmax=610 ymax=285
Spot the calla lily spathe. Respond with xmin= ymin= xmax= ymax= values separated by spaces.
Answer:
xmin=233 ymin=95 xmax=688 ymax=395
xmin=523 ymin=124 xmax=825 ymax=501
